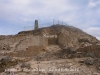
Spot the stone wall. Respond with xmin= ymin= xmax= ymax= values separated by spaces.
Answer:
xmin=77 ymin=45 xmax=100 ymax=57
xmin=15 ymin=35 xmax=48 ymax=50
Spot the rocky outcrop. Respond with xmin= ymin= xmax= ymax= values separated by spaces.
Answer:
xmin=0 ymin=25 xmax=99 ymax=74
xmin=6 ymin=46 xmax=45 ymax=57
xmin=0 ymin=43 xmax=10 ymax=50
xmin=0 ymin=56 xmax=17 ymax=72
xmin=77 ymin=45 xmax=100 ymax=58
xmin=0 ymin=25 xmax=99 ymax=51
xmin=18 ymin=25 xmax=99 ymax=50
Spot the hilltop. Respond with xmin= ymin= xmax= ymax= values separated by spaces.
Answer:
xmin=18 ymin=25 xmax=99 ymax=49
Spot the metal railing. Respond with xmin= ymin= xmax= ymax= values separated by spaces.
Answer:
xmin=23 ymin=19 xmax=68 ymax=31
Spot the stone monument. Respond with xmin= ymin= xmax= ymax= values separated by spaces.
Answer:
xmin=34 ymin=20 xmax=38 ymax=30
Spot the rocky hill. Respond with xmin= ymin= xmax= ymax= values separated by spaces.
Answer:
xmin=0 ymin=25 xmax=99 ymax=51
xmin=0 ymin=24 xmax=100 ymax=75
xmin=18 ymin=25 xmax=99 ymax=49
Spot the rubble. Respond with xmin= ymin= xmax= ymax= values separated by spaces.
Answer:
xmin=0 ymin=56 xmax=12 ymax=63
xmin=0 ymin=57 xmax=17 ymax=72
xmin=0 ymin=43 xmax=10 ymax=50
xmin=84 ymin=57 xmax=95 ymax=65
xmin=21 ymin=63 xmax=31 ymax=69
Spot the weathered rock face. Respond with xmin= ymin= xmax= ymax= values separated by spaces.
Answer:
xmin=0 ymin=25 xmax=99 ymax=60
xmin=0 ymin=56 xmax=17 ymax=72
xmin=6 ymin=46 xmax=45 ymax=57
xmin=77 ymin=45 xmax=100 ymax=58
xmin=0 ymin=56 xmax=12 ymax=63
xmin=18 ymin=25 xmax=99 ymax=50
xmin=0 ymin=25 xmax=99 ymax=52
xmin=0 ymin=43 xmax=10 ymax=50
xmin=0 ymin=25 xmax=100 ymax=74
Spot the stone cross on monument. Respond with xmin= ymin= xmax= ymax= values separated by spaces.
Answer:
xmin=34 ymin=20 xmax=38 ymax=30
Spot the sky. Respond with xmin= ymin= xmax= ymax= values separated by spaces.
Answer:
xmin=0 ymin=0 xmax=100 ymax=40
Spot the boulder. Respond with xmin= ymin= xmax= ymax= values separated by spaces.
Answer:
xmin=0 ymin=56 xmax=12 ymax=63
xmin=84 ymin=57 xmax=94 ymax=65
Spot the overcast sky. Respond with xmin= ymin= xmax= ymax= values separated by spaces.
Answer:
xmin=0 ymin=0 xmax=100 ymax=40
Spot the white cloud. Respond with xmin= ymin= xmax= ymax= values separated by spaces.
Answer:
xmin=84 ymin=27 xmax=100 ymax=40
xmin=85 ymin=27 xmax=100 ymax=35
xmin=0 ymin=0 xmax=79 ymax=23
xmin=96 ymin=37 xmax=100 ymax=40
xmin=88 ymin=0 xmax=100 ymax=7
xmin=0 ymin=0 xmax=100 ymax=40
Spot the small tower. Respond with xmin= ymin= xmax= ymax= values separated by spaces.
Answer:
xmin=34 ymin=20 xmax=38 ymax=30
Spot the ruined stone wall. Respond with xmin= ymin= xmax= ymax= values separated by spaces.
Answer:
xmin=0 ymin=34 xmax=48 ymax=51
xmin=77 ymin=45 xmax=100 ymax=57
xmin=48 ymin=38 xmax=58 ymax=45
xmin=6 ymin=46 xmax=45 ymax=57
xmin=14 ymin=35 xmax=48 ymax=50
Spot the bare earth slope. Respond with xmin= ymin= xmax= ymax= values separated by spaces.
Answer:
xmin=0 ymin=25 xmax=100 ymax=75
xmin=18 ymin=25 xmax=99 ymax=49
